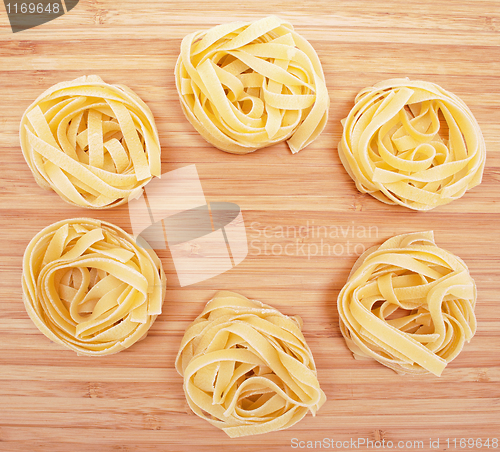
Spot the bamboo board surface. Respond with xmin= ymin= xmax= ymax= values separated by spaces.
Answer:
xmin=1 ymin=1 xmax=499 ymax=451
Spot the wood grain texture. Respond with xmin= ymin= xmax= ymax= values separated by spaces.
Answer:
xmin=0 ymin=1 xmax=499 ymax=451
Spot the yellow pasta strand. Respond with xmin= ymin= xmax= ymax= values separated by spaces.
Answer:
xmin=22 ymin=218 xmax=166 ymax=356
xmin=176 ymin=290 xmax=326 ymax=437
xmin=20 ymin=75 xmax=161 ymax=209
xmin=337 ymin=231 xmax=477 ymax=376
xmin=338 ymin=78 xmax=485 ymax=210
xmin=175 ymin=16 xmax=329 ymax=154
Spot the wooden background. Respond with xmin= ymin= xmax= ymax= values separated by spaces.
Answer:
xmin=1 ymin=1 xmax=499 ymax=451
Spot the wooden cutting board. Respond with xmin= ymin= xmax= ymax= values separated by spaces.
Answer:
xmin=0 ymin=1 xmax=499 ymax=451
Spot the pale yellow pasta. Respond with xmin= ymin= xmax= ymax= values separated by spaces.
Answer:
xmin=22 ymin=218 xmax=166 ymax=356
xmin=338 ymin=78 xmax=486 ymax=210
xmin=337 ymin=231 xmax=476 ymax=376
xmin=176 ymin=291 xmax=326 ymax=437
xmin=175 ymin=16 xmax=329 ymax=154
xmin=20 ymin=75 xmax=161 ymax=209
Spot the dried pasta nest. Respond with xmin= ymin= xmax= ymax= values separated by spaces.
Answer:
xmin=20 ymin=75 xmax=161 ymax=209
xmin=22 ymin=218 xmax=166 ymax=356
xmin=338 ymin=78 xmax=486 ymax=210
xmin=175 ymin=16 xmax=329 ymax=154
xmin=337 ymin=231 xmax=477 ymax=376
xmin=176 ymin=291 xmax=326 ymax=437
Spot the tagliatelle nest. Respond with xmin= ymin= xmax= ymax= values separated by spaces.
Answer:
xmin=176 ymin=291 xmax=326 ymax=437
xmin=20 ymin=75 xmax=161 ymax=209
xmin=22 ymin=218 xmax=166 ymax=356
xmin=338 ymin=78 xmax=486 ymax=210
xmin=175 ymin=16 xmax=330 ymax=154
xmin=337 ymin=231 xmax=477 ymax=376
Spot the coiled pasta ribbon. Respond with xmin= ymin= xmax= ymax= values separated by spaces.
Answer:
xmin=176 ymin=291 xmax=326 ymax=437
xmin=22 ymin=218 xmax=166 ymax=356
xmin=175 ymin=16 xmax=329 ymax=154
xmin=338 ymin=79 xmax=485 ymax=210
xmin=337 ymin=231 xmax=476 ymax=376
xmin=20 ymin=75 xmax=161 ymax=209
